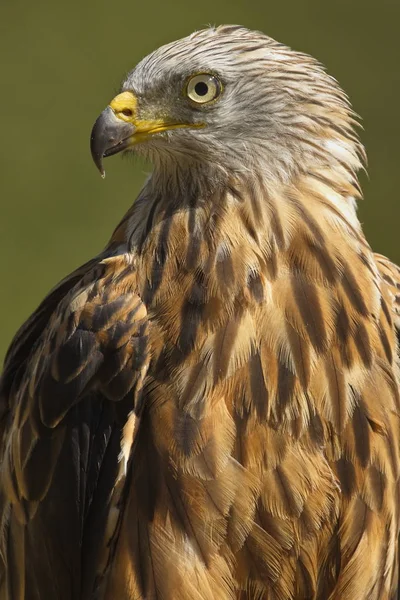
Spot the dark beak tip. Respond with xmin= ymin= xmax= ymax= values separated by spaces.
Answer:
xmin=92 ymin=153 xmax=106 ymax=178
xmin=90 ymin=147 xmax=105 ymax=177
xmin=90 ymin=119 xmax=107 ymax=177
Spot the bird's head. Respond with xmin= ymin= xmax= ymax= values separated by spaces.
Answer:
xmin=91 ymin=25 xmax=363 ymax=188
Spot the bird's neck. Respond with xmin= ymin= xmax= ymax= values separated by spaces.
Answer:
xmin=110 ymin=164 xmax=368 ymax=287
xmin=107 ymin=167 xmax=380 ymax=402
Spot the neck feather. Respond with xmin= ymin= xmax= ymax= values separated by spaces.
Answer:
xmin=106 ymin=163 xmax=383 ymax=431
xmin=111 ymin=160 xmax=369 ymax=291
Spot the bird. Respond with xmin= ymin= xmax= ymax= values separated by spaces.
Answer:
xmin=0 ymin=23 xmax=399 ymax=600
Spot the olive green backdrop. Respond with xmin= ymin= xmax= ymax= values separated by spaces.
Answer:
xmin=0 ymin=0 xmax=399 ymax=361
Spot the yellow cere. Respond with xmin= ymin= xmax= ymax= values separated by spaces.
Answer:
xmin=109 ymin=91 xmax=138 ymax=122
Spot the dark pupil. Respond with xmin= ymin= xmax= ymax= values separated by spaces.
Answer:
xmin=194 ymin=81 xmax=209 ymax=96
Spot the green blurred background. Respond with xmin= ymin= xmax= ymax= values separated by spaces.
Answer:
xmin=0 ymin=0 xmax=399 ymax=361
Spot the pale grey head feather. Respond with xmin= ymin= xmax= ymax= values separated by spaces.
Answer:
xmin=121 ymin=25 xmax=364 ymax=193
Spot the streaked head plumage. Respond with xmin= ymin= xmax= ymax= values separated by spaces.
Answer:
xmin=92 ymin=25 xmax=364 ymax=186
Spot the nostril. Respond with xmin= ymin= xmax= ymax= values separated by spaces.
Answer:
xmin=121 ymin=108 xmax=133 ymax=117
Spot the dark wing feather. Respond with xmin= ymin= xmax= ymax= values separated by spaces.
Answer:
xmin=0 ymin=255 xmax=149 ymax=600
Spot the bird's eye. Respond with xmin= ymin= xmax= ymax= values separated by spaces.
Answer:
xmin=186 ymin=74 xmax=222 ymax=104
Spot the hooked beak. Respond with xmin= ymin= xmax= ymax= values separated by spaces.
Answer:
xmin=90 ymin=91 xmax=140 ymax=178
xmin=90 ymin=90 xmax=202 ymax=177
xmin=90 ymin=107 xmax=134 ymax=177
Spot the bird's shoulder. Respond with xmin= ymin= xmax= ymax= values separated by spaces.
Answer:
xmin=0 ymin=248 xmax=146 ymax=426
xmin=0 ymin=250 xmax=149 ymax=441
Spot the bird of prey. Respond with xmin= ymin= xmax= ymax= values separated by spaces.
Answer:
xmin=1 ymin=24 xmax=399 ymax=600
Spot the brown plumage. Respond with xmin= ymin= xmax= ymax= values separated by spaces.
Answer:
xmin=1 ymin=25 xmax=400 ymax=599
